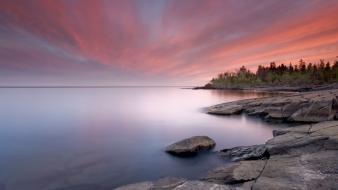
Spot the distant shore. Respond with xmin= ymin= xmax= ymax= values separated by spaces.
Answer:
xmin=193 ymin=82 xmax=338 ymax=92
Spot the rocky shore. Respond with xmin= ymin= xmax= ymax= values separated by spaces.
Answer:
xmin=116 ymin=89 xmax=338 ymax=190
xmin=208 ymin=89 xmax=338 ymax=123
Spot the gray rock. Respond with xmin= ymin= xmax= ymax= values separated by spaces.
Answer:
xmin=219 ymin=145 xmax=268 ymax=161
xmin=290 ymin=100 xmax=336 ymax=122
xmin=208 ymin=89 xmax=338 ymax=123
xmin=202 ymin=160 xmax=266 ymax=184
xmin=115 ymin=179 xmax=237 ymax=190
xmin=208 ymin=104 xmax=243 ymax=115
xmin=266 ymin=132 xmax=328 ymax=155
xmin=252 ymin=151 xmax=338 ymax=190
xmin=211 ymin=121 xmax=338 ymax=190
xmin=165 ymin=136 xmax=215 ymax=156
xmin=174 ymin=181 xmax=233 ymax=190
xmin=115 ymin=182 xmax=153 ymax=190
xmin=115 ymin=177 xmax=185 ymax=190
xmin=118 ymin=122 xmax=338 ymax=190
xmin=272 ymin=125 xmax=310 ymax=137
xmin=153 ymin=177 xmax=186 ymax=189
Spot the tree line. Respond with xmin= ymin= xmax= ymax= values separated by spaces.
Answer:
xmin=209 ymin=58 xmax=338 ymax=87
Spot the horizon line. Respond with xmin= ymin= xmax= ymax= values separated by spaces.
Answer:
xmin=0 ymin=85 xmax=195 ymax=89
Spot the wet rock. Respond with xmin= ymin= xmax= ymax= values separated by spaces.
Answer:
xmin=202 ymin=160 xmax=266 ymax=184
xmin=165 ymin=136 xmax=215 ymax=156
xmin=115 ymin=182 xmax=153 ymax=190
xmin=219 ymin=145 xmax=268 ymax=161
xmin=208 ymin=104 xmax=244 ymax=115
xmin=153 ymin=177 xmax=186 ymax=189
xmin=114 ymin=179 xmax=237 ymax=190
xmin=173 ymin=181 xmax=233 ymax=190
xmin=115 ymin=177 xmax=185 ymax=190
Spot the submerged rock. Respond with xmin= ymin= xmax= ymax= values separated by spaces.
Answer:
xmin=165 ymin=136 xmax=215 ymax=156
xmin=219 ymin=145 xmax=268 ymax=161
xmin=174 ymin=181 xmax=233 ymax=190
xmin=115 ymin=177 xmax=185 ymax=190
xmin=114 ymin=178 xmax=234 ymax=190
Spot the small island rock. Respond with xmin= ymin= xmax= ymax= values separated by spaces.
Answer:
xmin=165 ymin=136 xmax=216 ymax=156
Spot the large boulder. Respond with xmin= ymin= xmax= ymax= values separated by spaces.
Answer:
xmin=219 ymin=145 xmax=268 ymax=161
xmin=165 ymin=136 xmax=215 ymax=156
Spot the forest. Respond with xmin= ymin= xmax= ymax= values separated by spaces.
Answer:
xmin=207 ymin=58 xmax=338 ymax=88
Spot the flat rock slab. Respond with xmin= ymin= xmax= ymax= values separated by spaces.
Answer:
xmin=252 ymin=151 xmax=338 ymax=190
xmin=208 ymin=89 xmax=338 ymax=123
xmin=272 ymin=124 xmax=310 ymax=137
xmin=219 ymin=144 xmax=268 ymax=161
xmin=202 ymin=160 xmax=266 ymax=184
xmin=165 ymin=136 xmax=215 ymax=156
xmin=115 ymin=179 xmax=234 ymax=190
xmin=174 ymin=181 xmax=233 ymax=190
xmin=115 ymin=177 xmax=185 ymax=190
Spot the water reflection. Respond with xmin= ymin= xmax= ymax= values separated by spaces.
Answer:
xmin=0 ymin=87 xmax=285 ymax=190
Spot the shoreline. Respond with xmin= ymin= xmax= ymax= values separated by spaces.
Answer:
xmin=115 ymin=88 xmax=338 ymax=189
xmin=193 ymin=82 xmax=338 ymax=93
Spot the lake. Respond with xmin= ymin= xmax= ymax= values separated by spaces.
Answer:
xmin=0 ymin=87 xmax=285 ymax=190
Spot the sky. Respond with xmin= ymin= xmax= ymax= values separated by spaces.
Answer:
xmin=0 ymin=0 xmax=338 ymax=86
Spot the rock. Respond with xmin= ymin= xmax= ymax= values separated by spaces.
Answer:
xmin=266 ymin=132 xmax=328 ymax=155
xmin=252 ymin=151 xmax=338 ymax=190
xmin=173 ymin=181 xmax=233 ymax=190
xmin=290 ymin=100 xmax=336 ymax=122
xmin=114 ymin=179 xmax=237 ymax=190
xmin=209 ymin=121 xmax=338 ymax=190
xmin=208 ymin=89 xmax=338 ymax=123
xmin=202 ymin=160 xmax=266 ymax=184
xmin=272 ymin=124 xmax=310 ymax=137
xmin=165 ymin=136 xmax=215 ymax=156
xmin=268 ymin=121 xmax=338 ymax=154
xmin=152 ymin=177 xmax=186 ymax=189
xmin=115 ymin=177 xmax=185 ymax=190
xmin=118 ymin=122 xmax=338 ymax=190
xmin=219 ymin=145 xmax=268 ymax=161
xmin=115 ymin=182 xmax=153 ymax=190
xmin=208 ymin=104 xmax=244 ymax=115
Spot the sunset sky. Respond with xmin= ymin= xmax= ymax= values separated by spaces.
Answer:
xmin=1 ymin=0 xmax=338 ymax=86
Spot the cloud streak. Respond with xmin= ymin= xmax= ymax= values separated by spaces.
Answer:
xmin=0 ymin=0 xmax=337 ymax=85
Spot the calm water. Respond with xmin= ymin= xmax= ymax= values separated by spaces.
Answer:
xmin=0 ymin=87 xmax=284 ymax=190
